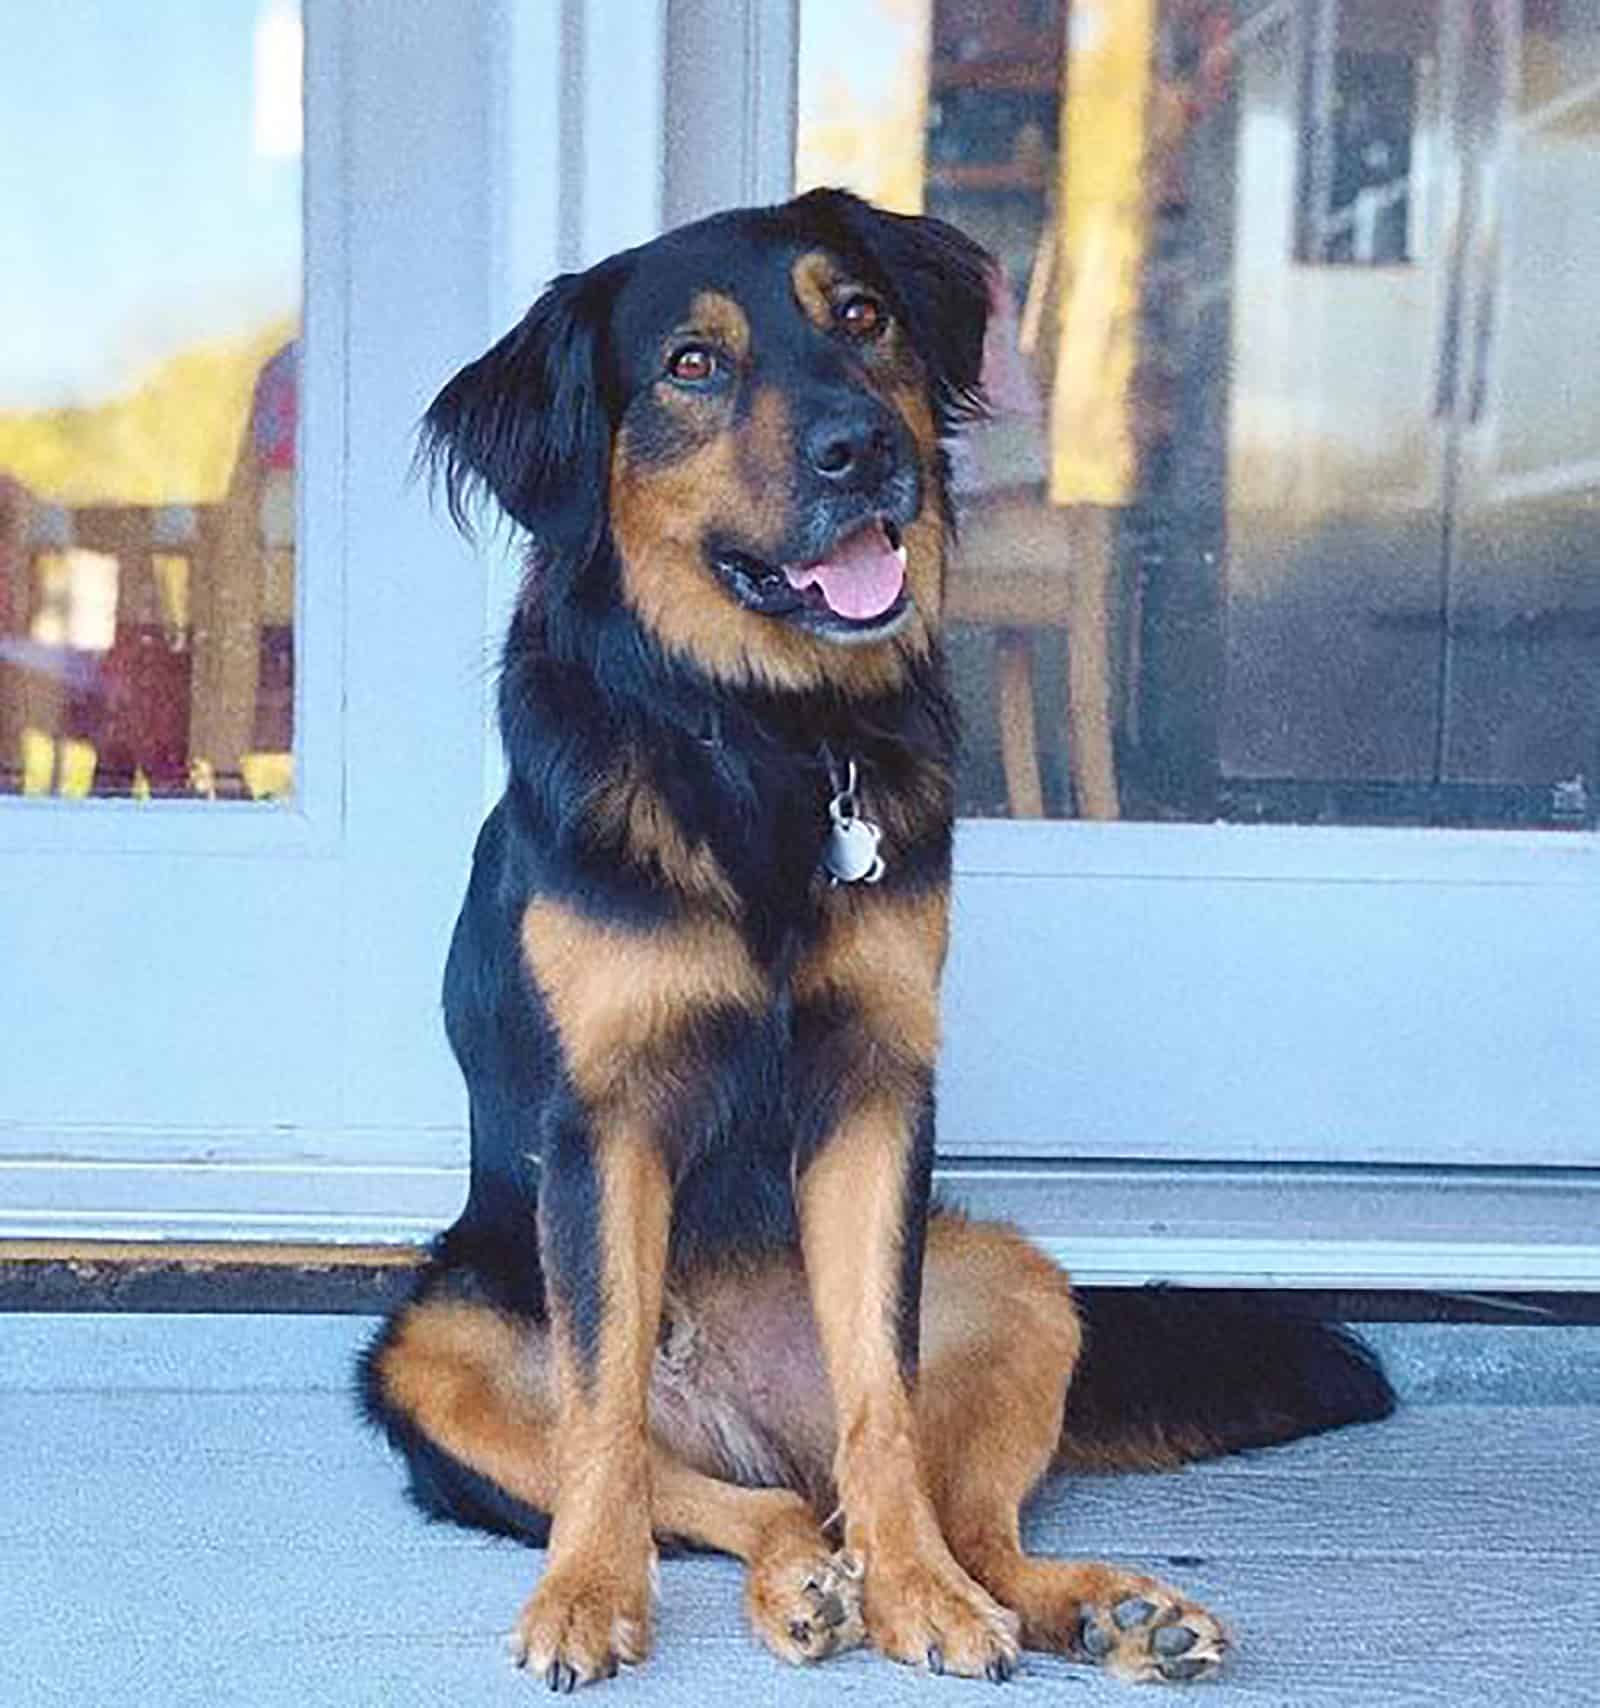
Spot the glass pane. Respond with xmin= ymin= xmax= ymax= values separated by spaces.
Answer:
xmin=796 ymin=0 xmax=1600 ymax=830
xmin=0 ymin=1 xmax=301 ymax=803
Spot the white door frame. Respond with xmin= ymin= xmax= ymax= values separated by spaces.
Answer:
xmin=665 ymin=0 xmax=1600 ymax=1287
xmin=1 ymin=1 xmax=507 ymax=1234
xmin=8 ymin=0 xmax=1598 ymax=1292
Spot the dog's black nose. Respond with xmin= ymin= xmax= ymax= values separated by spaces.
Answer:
xmin=803 ymin=410 xmax=899 ymax=488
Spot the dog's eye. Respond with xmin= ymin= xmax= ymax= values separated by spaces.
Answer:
xmin=835 ymin=293 xmax=886 ymax=340
xmin=667 ymin=344 xmax=718 ymax=384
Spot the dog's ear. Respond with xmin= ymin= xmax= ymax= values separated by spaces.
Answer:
xmin=793 ymin=188 xmax=993 ymax=433
xmin=419 ymin=265 xmax=620 ymax=551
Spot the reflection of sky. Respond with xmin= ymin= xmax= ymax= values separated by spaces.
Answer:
xmin=0 ymin=0 xmax=300 ymax=411
xmin=798 ymin=1 xmax=920 ymax=132
xmin=796 ymin=0 xmax=931 ymax=212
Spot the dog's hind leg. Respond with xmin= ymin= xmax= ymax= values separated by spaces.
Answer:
xmin=367 ymin=1291 xmax=866 ymax=1673
xmin=915 ymin=1215 xmax=1227 ymax=1685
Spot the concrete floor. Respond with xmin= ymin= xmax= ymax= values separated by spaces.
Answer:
xmin=5 ymin=1314 xmax=1598 ymax=1707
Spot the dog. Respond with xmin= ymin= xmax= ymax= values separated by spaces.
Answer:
xmin=359 ymin=189 xmax=1393 ymax=1689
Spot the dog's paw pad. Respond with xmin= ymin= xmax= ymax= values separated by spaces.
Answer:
xmin=748 ymin=1546 xmax=866 ymax=1666
xmin=1077 ymin=1583 xmax=1226 ymax=1685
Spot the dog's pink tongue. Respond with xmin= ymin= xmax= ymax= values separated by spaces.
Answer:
xmin=784 ymin=523 xmax=904 ymax=620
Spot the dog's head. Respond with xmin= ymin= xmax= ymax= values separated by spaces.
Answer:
xmin=423 ymin=190 xmax=991 ymax=694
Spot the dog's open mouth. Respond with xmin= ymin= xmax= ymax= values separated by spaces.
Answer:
xmin=711 ymin=519 xmax=911 ymax=642
xmin=783 ymin=518 xmax=907 ymax=621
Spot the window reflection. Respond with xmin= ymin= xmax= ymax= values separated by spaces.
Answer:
xmin=797 ymin=0 xmax=1600 ymax=830
xmin=1294 ymin=9 xmax=1422 ymax=266
xmin=0 ymin=2 xmax=301 ymax=803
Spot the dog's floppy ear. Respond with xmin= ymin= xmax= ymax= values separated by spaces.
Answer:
xmin=419 ymin=264 xmax=619 ymax=551
xmin=794 ymin=188 xmax=993 ymax=434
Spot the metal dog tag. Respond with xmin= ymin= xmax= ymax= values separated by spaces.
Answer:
xmin=822 ymin=759 xmax=886 ymax=885
xmin=824 ymin=815 xmax=885 ymax=884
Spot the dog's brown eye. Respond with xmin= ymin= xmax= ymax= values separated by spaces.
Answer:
xmin=836 ymin=294 xmax=885 ymax=340
xmin=667 ymin=344 xmax=717 ymax=384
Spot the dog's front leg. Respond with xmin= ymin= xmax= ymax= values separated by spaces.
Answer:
xmin=514 ymin=1120 xmax=670 ymax=1688
xmin=516 ymin=900 xmax=760 ymax=1687
xmin=793 ymin=890 xmax=1021 ymax=1680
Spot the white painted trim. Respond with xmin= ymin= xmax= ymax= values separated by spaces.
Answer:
xmin=1035 ymin=1238 xmax=1600 ymax=1290
xmin=474 ymin=0 xmax=673 ymax=813
xmin=665 ymin=0 xmax=797 ymax=223
xmin=0 ymin=0 xmax=346 ymax=862
xmin=0 ymin=1125 xmax=460 ymax=1167
xmin=5 ymin=1212 xmax=1592 ymax=1292
xmin=749 ymin=0 xmax=799 ymax=204
xmin=294 ymin=0 xmax=350 ymax=850
xmin=578 ymin=0 xmax=666 ymax=264
xmin=953 ymin=817 xmax=1600 ymax=887
xmin=477 ymin=0 xmax=569 ymax=810
xmin=492 ymin=1 xmax=565 ymax=318
xmin=6 ymin=1151 xmax=1597 ymax=1291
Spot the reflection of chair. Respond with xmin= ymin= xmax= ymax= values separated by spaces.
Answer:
xmin=946 ymin=251 xmax=1122 ymax=820
xmin=0 ymin=475 xmax=28 ymax=785
xmin=1 ymin=342 xmax=296 ymax=800
xmin=188 ymin=341 xmax=296 ymax=799
xmin=186 ymin=453 xmax=294 ymax=797
xmin=946 ymin=493 xmax=1120 ymax=820
xmin=7 ymin=501 xmax=195 ymax=796
xmin=3 ymin=481 xmax=291 ymax=799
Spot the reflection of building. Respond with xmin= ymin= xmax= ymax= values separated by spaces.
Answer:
xmin=1143 ymin=0 xmax=1600 ymax=828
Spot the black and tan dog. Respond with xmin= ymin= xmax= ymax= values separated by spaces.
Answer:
xmin=360 ymin=189 xmax=1392 ymax=1689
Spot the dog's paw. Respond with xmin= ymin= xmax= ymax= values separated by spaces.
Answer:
xmin=746 ymin=1542 xmax=866 ymax=1666
xmin=509 ymin=1556 xmax=655 ymax=1691
xmin=865 ymin=1547 xmax=1021 ymax=1681
xmin=1074 ymin=1579 xmax=1226 ymax=1685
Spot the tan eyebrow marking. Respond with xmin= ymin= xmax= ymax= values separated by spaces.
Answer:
xmin=686 ymin=290 xmax=750 ymax=360
xmin=791 ymin=251 xmax=843 ymax=330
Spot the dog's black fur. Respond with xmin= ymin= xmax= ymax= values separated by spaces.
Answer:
xmin=358 ymin=189 xmax=1393 ymax=1687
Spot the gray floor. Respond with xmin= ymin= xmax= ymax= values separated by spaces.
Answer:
xmin=5 ymin=1314 xmax=1599 ymax=1708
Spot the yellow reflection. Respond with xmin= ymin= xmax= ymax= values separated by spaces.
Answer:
xmin=20 ymin=728 xmax=55 ymax=796
xmin=1050 ymin=0 xmax=1154 ymax=507
xmin=0 ymin=320 xmax=292 ymax=509
xmin=241 ymin=752 xmax=293 ymax=800
xmin=58 ymin=737 xmax=98 ymax=799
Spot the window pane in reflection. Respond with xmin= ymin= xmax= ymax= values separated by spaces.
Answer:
xmin=0 ymin=1 xmax=301 ymax=803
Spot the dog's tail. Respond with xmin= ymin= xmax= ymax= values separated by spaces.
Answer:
xmin=1055 ymin=1287 xmax=1396 ymax=1473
